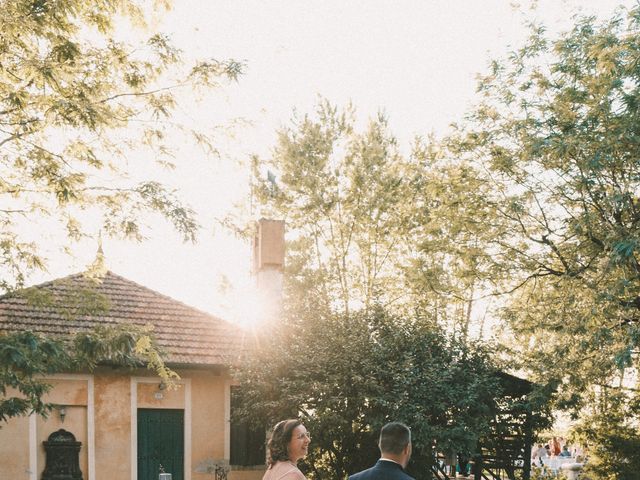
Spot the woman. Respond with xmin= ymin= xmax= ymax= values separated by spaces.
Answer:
xmin=262 ymin=419 xmax=311 ymax=480
xmin=550 ymin=437 xmax=561 ymax=456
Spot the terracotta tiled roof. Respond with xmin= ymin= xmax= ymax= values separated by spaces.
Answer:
xmin=0 ymin=270 xmax=246 ymax=366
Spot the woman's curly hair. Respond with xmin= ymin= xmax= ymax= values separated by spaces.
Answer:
xmin=266 ymin=419 xmax=302 ymax=466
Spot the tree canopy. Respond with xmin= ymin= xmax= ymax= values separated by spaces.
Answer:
xmin=0 ymin=0 xmax=241 ymax=290
xmin=0 ymin=0 xmax=238 ymax=422
xmin=234 ymin=307 xmax=508 ymax=480
xmin=251 ymin=101 xmax=417 ymax=316
xmin=0 ymin=323 xmax=177 ymax=422
xmin=240 ymin=101 xmax=549 ymax=479
xmin=434 ymin=6 xmax=640 ymax=475
xmin=244 ymin=6 xmax=640 ymax=479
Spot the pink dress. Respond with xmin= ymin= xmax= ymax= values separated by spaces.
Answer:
xmin=262 ymin=461 xmax=307 ymax=480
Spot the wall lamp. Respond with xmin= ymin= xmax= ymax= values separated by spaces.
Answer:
xmin=154 ymin=381 xmax=167 ymax=400
xmin=58 ymin=405 xmax=67 ymax=423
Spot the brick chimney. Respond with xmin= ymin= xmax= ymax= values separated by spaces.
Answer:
xmin=252 ymin=218 xmax=285 ymax=321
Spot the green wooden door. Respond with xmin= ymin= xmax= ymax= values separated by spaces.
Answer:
xmin=137 ymin=409 xmax=184 ymax=480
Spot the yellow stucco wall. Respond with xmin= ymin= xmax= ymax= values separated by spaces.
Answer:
xmin=40 ymin=378 xmax=90 ymax=478
xmin=37 ymin=404 xmax=88 ymax=479
xmin=191 ymin=372 xmax=226 ymax=478
xmin=94 ymin=372 xmax=132 ymax=480
xmin=138 ymin=381 xmax=185 ymax=409
xmin=0 ymin=369 xmax=265 ymax=480
xmin=0 ymin=401 xmax=30 ymax=480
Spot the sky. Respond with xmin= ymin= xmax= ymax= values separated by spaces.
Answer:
xmin=36 ymin=0 xmax=634 ymax=326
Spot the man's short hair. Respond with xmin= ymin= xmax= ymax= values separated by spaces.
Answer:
xmin=378 ymin=422 xmax=411 ymax=455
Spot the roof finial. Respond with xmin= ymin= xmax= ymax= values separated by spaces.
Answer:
xmin=86 ymin=231 xmax=107 ymax=279
xmin=97 ymin=230 xmax=104 ymax=257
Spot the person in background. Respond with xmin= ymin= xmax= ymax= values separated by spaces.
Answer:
xmin=262 ymin=419 xmax=311 ymax=480
xmin=550 ymin=436 xmax=561 ymax=456
xmin=559 ymin=445 xmax=572 ymax=458
xmin=533 ymin=444 xmax=548 ymax=466
xmin=349 ymin=422 xmax=414 ymax=480
xmin=457 ymin=452 xmax=470 ymax=477
xmin=445 ymin=449 xmax=457 ymax=476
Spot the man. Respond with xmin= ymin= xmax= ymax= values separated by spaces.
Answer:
xmin=532 ymin=443 xmax=548 ymax=466
xmin=349 ymin=422 xmax=414 ymax=480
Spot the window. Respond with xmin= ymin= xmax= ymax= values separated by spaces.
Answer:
xmin=230 ymin=387 xmax=265 ymax=466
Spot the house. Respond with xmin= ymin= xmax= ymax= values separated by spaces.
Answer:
xmin=0 ymin=220 xmax=284 ymax=480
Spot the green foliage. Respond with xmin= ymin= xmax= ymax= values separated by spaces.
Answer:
xmin=403 ymin=144 xmax=502 ymax=338
xmin=235 ymin=308 xmax=507 ymax=480
xmin=251 ymin=98 xmax=499 ymax=341
xmin=252 ymin=100 xmax=417 ymax=316
xmin=573 ymin=395 xmax=640 ymax=480
xmin=435 ymin=6 xmax=640 ymax=478
xmin=451 ymin=5 xmax=640 ymax=376
xmin=0 ymin=0 xmax=242 ymax=291
xmin=0 ymin=331 xmax=66 ymax=421
xmin=241 ymin=6 xmax=640 ymax=479
xmin=244 ymin=99 xmax=551 ymax=479
xmin=582 ymin=425 xmax=640 ymax=480
xmin=0 ymin=0 xmax=229 ymax=426
xmin=530 ymin=467 xmax=568 ymax=480
xmin=0 ymin=325 xmax=176 ymax=422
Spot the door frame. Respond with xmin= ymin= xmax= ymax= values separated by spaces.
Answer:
xmin=130 ymin=377 xmax=191 ymax=480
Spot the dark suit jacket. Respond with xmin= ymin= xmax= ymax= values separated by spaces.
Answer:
xmin=349 ymin=459 xmax=415 ymax=480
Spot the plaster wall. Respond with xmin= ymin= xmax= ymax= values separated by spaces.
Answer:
xmin=45 ymin=379 xmax=87 ymax=406
xmin=0 ymin=402 xmax=30 ymax=480
xmin=0 ymin=380 xmax=90 ymax=480
xmin=38 ymin=378 xmax=89 ymax=478
xmin=94 ymin=372 xmax=131 ymax=480
xmin=138 ymin=381 xmax=185 ymax=409
xmin=0 ymin=369 xmax=265 ymax=480
xmin=36 ymin=405 xmax=88 ymax=479
xmin=190 ymin=372 xmax=226 ymax=479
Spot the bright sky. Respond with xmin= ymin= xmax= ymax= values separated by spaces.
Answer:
xmin=36 ymin=0 xmax=633 ymax=325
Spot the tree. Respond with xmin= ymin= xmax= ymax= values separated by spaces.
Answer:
xmin=1 ymin=0 xmax=242 ymax=290
xmin=573 ymin=389 xmax=640 ymax=480
xmin=0 ymin=0 xmax=239 ymax=421
xmin=234 ymin=307 xmax=503 ymax=480
xmin=240 ymin=101 xmax=544 ymax=479
xmin=436 ymin=5 xmax=640 ymax=474
xmin=401 ymin=144 xmax=503 ymax=340
xmin=0 ymin=324 xmax=177 ymax=422
xmin=249 ymin=99 xmax=501 ymax=340
xmin=251 ymin=100 xmax=417 ymax=317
